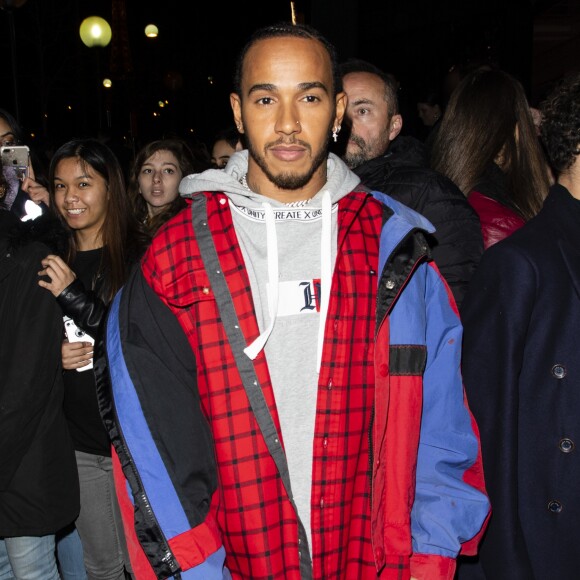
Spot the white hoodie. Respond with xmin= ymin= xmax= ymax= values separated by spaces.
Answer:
xmin=180 ymin=150 xmax=361 ymax=550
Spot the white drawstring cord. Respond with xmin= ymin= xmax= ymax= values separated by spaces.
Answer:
xmin=244 ymin=192 xmax=333 ymax=373
xmin=244 ymin=202 xmax=279 ymax=359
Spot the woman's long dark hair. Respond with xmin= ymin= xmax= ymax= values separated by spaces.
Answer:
xmin=127 ymin=138 xmax=206 ymax=235
xmin=49 ymin=138 xmax=148 ymax=302
xmin=430 ymin=69 xmax=549 ymax=220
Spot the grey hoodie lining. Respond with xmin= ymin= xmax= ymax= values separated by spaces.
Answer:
xmin=179 ymin=150 xmax=361 ymax=555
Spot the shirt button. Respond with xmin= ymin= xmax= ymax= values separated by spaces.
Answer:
xmin=219 ymin=197 xmax=227 ymax=205
xmin=375 ymin=547 xmax=384 ymax=561
xmin=320 ymin=497 xmax=324 ymax=509
xmin=559 ymin=438 xmax=574 ymax=453
xmin=327 ymin=378 xmax=333 ymax=390
xmin=552 ymin=364 xmax=566 ymax=379
xmin=548 ymin=499 xmax=563 ymax=513
xmin=323 ymin=438 xmax=328 ymax=449
xmin=379 ymin=363 xmax=388 ymax=377
xmin=333 ymin=319 xmax=339 ymax=331
xmin=202 ymin=286 xmax=210 ymax=295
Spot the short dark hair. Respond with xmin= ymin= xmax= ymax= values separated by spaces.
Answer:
xmin=540 ymin=72 xmax=580 ymax=174
xmin=339 ymin=58 xmax=400 ymax=116
xmin=211 ymin=126 xmax=243 ymax=150
xmin=232 ymin=22 xmax=341 ymax=98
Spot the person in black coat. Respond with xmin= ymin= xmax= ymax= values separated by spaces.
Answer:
xmin=0 ymin=200 xmax=79 ymax=577
xmin=338 ymin=58 xmax=483 ymax=309
xmin=459 ymin=71 xmax=580 ymax=579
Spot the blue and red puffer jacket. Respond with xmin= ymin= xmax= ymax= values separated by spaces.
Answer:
xmin=97 ymin=189 xmax=489 ymax=580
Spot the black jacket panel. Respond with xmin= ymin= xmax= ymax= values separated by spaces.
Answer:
xmin=354 ymin=136 xmax=483 ymax=309
xmin=0 ymin=211 xmax=79 ymax=536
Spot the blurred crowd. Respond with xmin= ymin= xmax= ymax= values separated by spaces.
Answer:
xmin=1 ymin=22 xmax=579 ymax=580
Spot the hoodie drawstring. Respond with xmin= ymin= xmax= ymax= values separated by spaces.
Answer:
xmin=244 ymin=202 xmax=279 ymax=360
xmin=316 ymin=190 xmax=332 ymax=372
xmin=244 ymin=191 xmax=333 ymax=375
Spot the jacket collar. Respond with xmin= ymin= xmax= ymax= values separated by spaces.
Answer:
xmin=543 ymin=183 xmax=580 ymax=299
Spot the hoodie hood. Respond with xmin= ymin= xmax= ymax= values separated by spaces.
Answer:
xmin=179 ymin=149 xmax=361 ymax=209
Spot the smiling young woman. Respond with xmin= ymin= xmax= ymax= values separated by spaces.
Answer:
xmin=37 ymin=138 xmax=149 ymax=580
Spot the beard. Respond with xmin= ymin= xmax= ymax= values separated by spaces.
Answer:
xmin=342 ymin=133 xmax=372 ymax=169
xmin=246 ymin=126 xmax=333 ymax=191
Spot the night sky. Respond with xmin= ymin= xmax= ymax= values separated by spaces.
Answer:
xmin=0 ymin=0 xmax=555 ymax=154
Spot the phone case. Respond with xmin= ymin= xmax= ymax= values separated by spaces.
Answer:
xmin=63 ymin=316 xmax=95 ymax=372
xmin=1 ymin=145 xmax=30 ymax=169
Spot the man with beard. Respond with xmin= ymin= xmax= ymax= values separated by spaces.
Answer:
xmin=98 ymin=23 xmax=490 ymax=580
xmin=339 ymin=59 xmax=483 ymax=309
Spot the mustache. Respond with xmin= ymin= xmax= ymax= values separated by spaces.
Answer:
xmin=265 ymin=137 xmax=311 ymax=150
xmin=349 ymin=134 xmax=366 ymax=149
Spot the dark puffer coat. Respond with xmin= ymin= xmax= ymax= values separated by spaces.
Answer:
xmin=0 ymin=210 xmax=79 ymax=536
xmin=353 ymin=135 xmax=483 ymax=309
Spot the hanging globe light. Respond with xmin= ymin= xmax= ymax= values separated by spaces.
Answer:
xmin=79 ymin=16 xmax=112 ymax=48
xmin=145 ymin=24 xmax=159 ymax=38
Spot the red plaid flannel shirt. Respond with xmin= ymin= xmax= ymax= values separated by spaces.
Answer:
xmin=142 ymin=190 xmax=383 ymax=579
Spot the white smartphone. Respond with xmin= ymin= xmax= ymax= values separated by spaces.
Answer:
xmin=63 ymin=316 xmax=95 ymax=372
xmin=1 ymin=145 xmax=30 ymax=179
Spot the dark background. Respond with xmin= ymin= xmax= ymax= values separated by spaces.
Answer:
xmin=0 ymin=0 xmax=578 ymax=159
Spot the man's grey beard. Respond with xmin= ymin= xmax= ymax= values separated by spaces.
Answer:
xmin=343 ymin=150 xmax=369 ymax=170
xmin=342 ymin=134 xmax=369 ymax=169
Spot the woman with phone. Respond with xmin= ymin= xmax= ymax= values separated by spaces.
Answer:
xmin=38 ymin=138 xmax=149 ymax=580
xmin=0 ymin=108 xmax=50 ymax=219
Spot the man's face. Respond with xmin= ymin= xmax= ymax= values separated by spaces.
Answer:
xmin=230 ymin=36 xmax=345 ymax=198
xmin=341 ymin=71 xmax=401 ymax=169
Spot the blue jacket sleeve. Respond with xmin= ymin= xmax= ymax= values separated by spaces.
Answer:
xmin=409 ymin=263 xmax=490 ymax=558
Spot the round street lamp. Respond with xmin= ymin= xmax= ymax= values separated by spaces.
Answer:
xmin=145 ymin=24 xmax=158 ymax=38
xmin=79 ymin=16 xmax=111 ymax=132
xmin=79 ymin=16 xmax=112 ymax=48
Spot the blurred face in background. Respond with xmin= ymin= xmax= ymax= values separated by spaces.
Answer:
xmin=417 ymin=102 xmax=441 ymax=127
xmin=342 ymin=71 xmax=402 ymax=169
xmin=211 ymin=138 xmax=242 ymax=169
xmin=0 ymin=117 xmax=16 ymax=147
xmin=137 ymin=149 xmax=183 ymax=217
